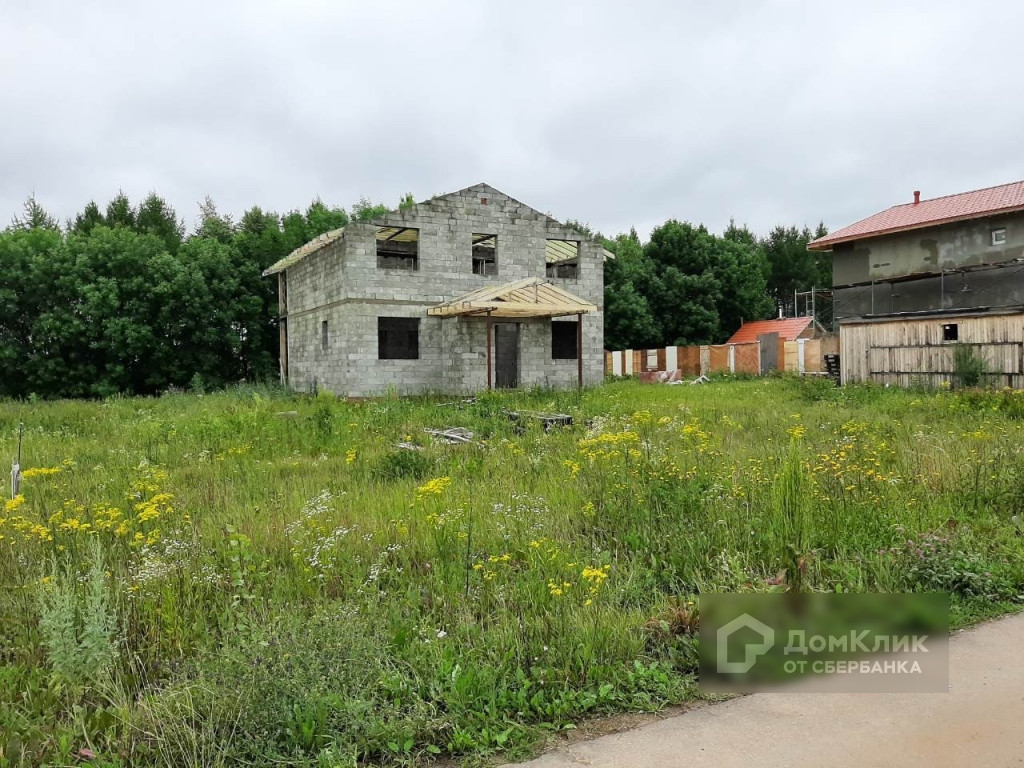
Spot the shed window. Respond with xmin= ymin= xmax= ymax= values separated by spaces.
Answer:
xmin=321 ymin=320 xmax=329 ymax=350
xmin=552 ymin=320 xmax=579 ymax=360
xmin=378 ymin=317 xmax=419 ymax=359
xmin=546 ymin=239 xmax=579 ymax=279
xmin=376 ymin=227 xmax=419 ymax=270
xmin=943 ymin=323 xmax=959 ymax=342
xmin=472 ymin=234 xmax=497 ymax=275
xmin=991 ymin=228 xmax=1007 ymax=246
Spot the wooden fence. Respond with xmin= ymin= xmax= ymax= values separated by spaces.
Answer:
xmin=606 ymin=337 xmax=839 ymax=379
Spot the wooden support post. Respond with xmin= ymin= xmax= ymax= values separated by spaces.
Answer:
xmin=279 ymin=320 xmax=288 ymax=385
xmin=576 ymin=312 xmax=584 ymax=388
xmin=486 ymin=312 xmax=493 ymax=390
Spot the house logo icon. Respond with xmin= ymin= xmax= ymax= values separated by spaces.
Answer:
xmin=717 ymin=614 xmax=775 ymax=674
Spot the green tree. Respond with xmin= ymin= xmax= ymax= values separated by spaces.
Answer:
xmin=0 ymin=190 xmax=363 ymax=397
xmin=762 ymin=223 xmax=830 ymax=315
xmin=233 ymin=206 xmax=290 ymax=378
xmin=70 ymin=201 xmax=106 ymax=236
xmin=641 ymin=220 xmax=772 ymax=345
xmin=105 ymin=192 xmax=136 ymax=229
xmin=195 ymin=197 xmax=235 ymax=244
xmin=716 ymin=235 xmax=774 ymax=334
xmin=0 ymin=225 xmax=65 ymax=395
xmin=350 ymin=197 xmax=391 ymax=222
xmin=304 ymin=199 xmax=349 ymax=237
xmin=167 ymin=237 xmax=250 ymax=387
xmin=603 ymin=230 xmax=660 ymax=349
xmin=722 ymin=218 xmax=758 ymax=247
xmin=65 ymin=226 xmax=184 ymax=395
xmin=11 ymin=195 xmax=60 ymax=231
xmin=281 ymin=210 xmax=311 ymax=253
xmin=136 ymin=192 xmax=184 ymax=253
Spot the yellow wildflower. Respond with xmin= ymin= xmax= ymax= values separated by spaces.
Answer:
xmin=415 ymin=476 xmax=451 ymax=499
xmin=22 ymin=466 xmax=63 ymax=479
xmin=5 ymin=495 xmax=26 ymax=513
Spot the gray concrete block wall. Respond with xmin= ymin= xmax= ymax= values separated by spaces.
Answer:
xmin=281 ymin=183 xmax=605 ymax=396
xmin=340 ymin=302 xmax=446 ymax=396
xmin=343 ymin=184 xmax=603 ymax=310
xmin=434 ymin=314 xmax=603 ymax=394
xmin=286 ymin=239 xmax=346 ymax=315
xmin=285 ymin=303 xmax=348 ymax=394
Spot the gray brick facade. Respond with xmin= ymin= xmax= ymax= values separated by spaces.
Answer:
xmin=274 ymin=184 xmax=605 ymax=397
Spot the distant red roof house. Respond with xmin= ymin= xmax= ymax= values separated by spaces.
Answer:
xmin=807 ymin=179 xmax=1024 ymax=251
xmin=727 ymin=316 xmax=814 ymax=344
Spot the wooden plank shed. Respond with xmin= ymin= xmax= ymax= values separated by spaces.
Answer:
xmin=839 ymin=308 xmax=1024 ymax=387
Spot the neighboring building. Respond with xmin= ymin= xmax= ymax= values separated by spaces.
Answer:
xmin=808 ymin=179 xmax=1024 ymax=386
xmin=263 ymin=183 xmax=607 ymax=397
xmin=726 ymin=316 xmax=819 ymax=345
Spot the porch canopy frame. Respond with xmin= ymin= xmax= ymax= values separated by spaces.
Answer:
xmin=427 ymin=277 xmax=597 ymax=389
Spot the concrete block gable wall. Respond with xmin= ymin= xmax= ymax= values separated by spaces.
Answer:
xmin=282 ymin=184 xmax=605 ymax=396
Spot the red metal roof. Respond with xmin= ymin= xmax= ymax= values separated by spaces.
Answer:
xmin=808 ymin=179 xmax=1024 ymax=251
xmin=727 ymin=316 xmax=813 ymax=344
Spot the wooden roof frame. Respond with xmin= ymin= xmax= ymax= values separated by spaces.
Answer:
xmin=427 ymin=277 xmax=597 ymax=319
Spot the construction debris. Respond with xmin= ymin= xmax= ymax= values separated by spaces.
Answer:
xmin=641 ymin=369 xmax=684 ymax=384
xmin=424 ymin=427 xmax=474 ymax=444
xmin=665 ymin=373 xmax=708 ymax=386
xmin=437 ymin=397 xmax=477 ymax=409
xmin=506 ymin=411 xmax=574 ymax=432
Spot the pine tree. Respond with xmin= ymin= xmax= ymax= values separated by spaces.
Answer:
xmin=105 ymin=192 xmax=136 ymax=229
xmin=11 ymin=195 xmax=60 ymax=231
xmin=70 ymin=201 xmax=106 ymax=235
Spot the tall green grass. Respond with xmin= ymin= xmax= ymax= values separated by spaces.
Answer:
xmin=1 ymin=378 xmax=1023 ymax=766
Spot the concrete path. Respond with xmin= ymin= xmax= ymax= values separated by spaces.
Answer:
xmin=509 ymin=611 xmax=1024 ymax=768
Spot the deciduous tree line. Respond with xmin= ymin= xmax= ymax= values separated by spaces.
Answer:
xmin=1 ymin=193 xmax=828 ymax=397
xmin=0 ymin=193 xmax=395 ymax=398
xmin=600 ymin=219 xmax=830 ymax=351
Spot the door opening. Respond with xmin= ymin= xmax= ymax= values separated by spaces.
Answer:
xmin=494 ymin=323 xmax=519 ymax=388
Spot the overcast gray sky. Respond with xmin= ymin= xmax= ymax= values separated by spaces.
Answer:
xmin=2 ymin=0 xmax=1022 ymax=240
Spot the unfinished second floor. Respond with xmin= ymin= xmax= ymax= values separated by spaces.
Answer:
xmin=828 ymin=210 xmax=1024 ymax=286
xmin=267 ymin=183 xmax=607 ymax=319
xmin=810 ymin=180 xmax=1024 ymax=321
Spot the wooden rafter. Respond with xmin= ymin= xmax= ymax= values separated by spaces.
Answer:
xmin=427 ymin=277 xmax=596 ymax=319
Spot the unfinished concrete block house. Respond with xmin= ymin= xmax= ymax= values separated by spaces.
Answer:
xmin=264 ymin=183 xmax=607 ymax=396
xmin=809 ymin=179 xmax=1024 ymax=387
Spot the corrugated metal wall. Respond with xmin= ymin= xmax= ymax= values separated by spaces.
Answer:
xmin=840 ymin=312 xmax=1024 ymax=387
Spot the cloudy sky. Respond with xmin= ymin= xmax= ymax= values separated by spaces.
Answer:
xmin=2 ymin=0 xmax=1022 ymax=240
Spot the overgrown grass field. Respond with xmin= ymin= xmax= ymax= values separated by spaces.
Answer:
xmin=2 ymin=377 xmax=1023 ymax=766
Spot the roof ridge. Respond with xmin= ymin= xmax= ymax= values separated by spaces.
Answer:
xmin=889 ymin=178 xmax=1024 ymax=208
xmin=809 ymin=178 xmax=1024 ymax=251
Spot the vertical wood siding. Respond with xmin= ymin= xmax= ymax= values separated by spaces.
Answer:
xmin=840 ymin=313 xmax=1024 ymax=387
